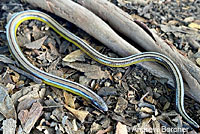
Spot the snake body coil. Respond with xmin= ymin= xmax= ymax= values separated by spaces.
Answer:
xmin=6 ymin=10 xmax=199 ymax=129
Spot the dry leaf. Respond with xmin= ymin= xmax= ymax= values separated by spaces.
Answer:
xmin=48 ymin=42 xmax=59 ymax=56
xmin=64 ymin=105 xmax=89 ymax=123
xmin=63 ymin=92 xmax=76 ymax=108
xmin=163 ymin=102 xmax=170 ymax=111
xmin=62 ymin=50 xmax=86 ymax=62
xmin=63 ymin=62 xmax=108 ymax=79
xmin=115 ymin=122 xmax=128 ymax=134
xmin=113 ymin=72 xmax=122 ymax=81
xmin=24 ymin=35 xmax=47 ymax=49
xmin=196 ymin=58 xmax=200 ymax=66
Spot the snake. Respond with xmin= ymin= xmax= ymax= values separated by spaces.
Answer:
xmin=6 ymin=10 xmax=199 ymax=129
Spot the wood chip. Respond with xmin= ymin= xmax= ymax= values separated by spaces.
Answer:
xmin=90 ymin=122 xmax=102 ymax=133
xmin=114 ymin=97 xmax=128 ymax=114
xmin=6 ymin=83 xmax=15 ymax=93
xmin=115 ymin=122 xmax=128 ymax=134
xmin=18 ymin=101 xmax=43 ymax=134
xmin=152 ymin=120 xmax=162 ymax=134
xmin=2 ymin=118 xmax=17 ymax=134
xmin=18 ymin=84 xmax=42 ymax=102
xmin=18 ymin=110 xmax=29 ymax=126
xmin=8 ymin=64 xmax=42 ymax=84
xmin=0 ymin=85 xmax=16 ymax=119
xmin=64 ymin=105 xmax=89 ymax=123
xmin=140 ymin=107 xmax=153 ymax=114
xmin=17 ymin=98 xmax=37 ymax=112
xmin=0 ymin=55 xmax=15 ymax=64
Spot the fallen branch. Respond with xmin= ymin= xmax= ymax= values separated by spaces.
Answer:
xmin=22 ymin=0 xmax=140 ymax=56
